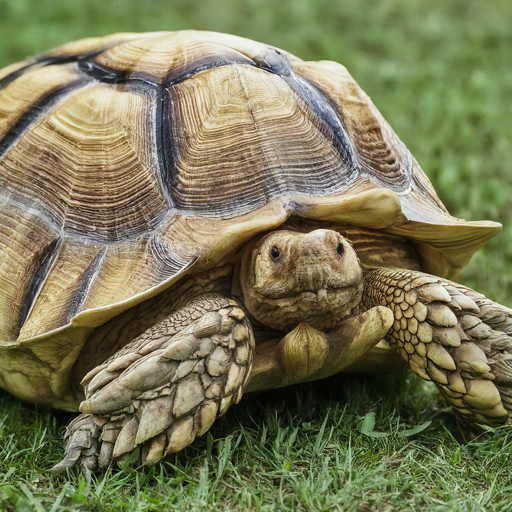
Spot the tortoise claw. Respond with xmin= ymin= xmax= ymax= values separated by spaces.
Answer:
xmin=50 ymin=414 xmax=100 ymax=475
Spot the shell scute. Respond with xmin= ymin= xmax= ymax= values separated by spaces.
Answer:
xmin=168 ymin=64 xmax=355 ymax=216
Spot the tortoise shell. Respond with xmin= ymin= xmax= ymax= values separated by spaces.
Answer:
xmin=0 ymin=31 xmax=499 ymax=407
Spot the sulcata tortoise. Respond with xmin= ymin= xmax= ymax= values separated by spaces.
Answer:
xmin=0 ymin=31 xmax=510 ymax=473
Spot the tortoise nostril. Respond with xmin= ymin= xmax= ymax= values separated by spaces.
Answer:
xmin=337 ymin=242 xmax=344 ymax=256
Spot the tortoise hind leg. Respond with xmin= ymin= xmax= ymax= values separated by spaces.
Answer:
xmin=51 ymin=293 xmax=254 ymax=473
xmin=363 ymin=268 xmax=512 ymax=426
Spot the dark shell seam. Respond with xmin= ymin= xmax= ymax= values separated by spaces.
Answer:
xmin=18 ymin=236 xmax=62 ymax=331
xmin=0 ymin=49 xmax=107 ymax=92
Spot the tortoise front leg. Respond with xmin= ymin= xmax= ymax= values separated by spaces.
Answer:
xmin=51 ymin=293 xmax=254 ymax=473
xmin=363 ymin=268 xmax=512 ymax=426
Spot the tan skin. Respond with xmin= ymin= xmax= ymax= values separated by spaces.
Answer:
xmin=240 ymin=229 xmax=364 ymax=331
xmin=241 ymin=228 xmax=395 ymax=393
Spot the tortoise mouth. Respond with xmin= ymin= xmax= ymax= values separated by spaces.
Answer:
xmin=250 ymin=282 xmax=364 ymax=330
xmin=253 ymin=282 xmax=357 ymax=301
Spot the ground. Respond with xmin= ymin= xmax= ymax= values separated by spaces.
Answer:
xmin=0 ymin=0 xmax=511 ymax=510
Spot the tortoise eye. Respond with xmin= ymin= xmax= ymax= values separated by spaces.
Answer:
xmin=336 ymin=242 xmax=344 ymax=256
xmin=271 ymin=247 xmax=280 ymax=259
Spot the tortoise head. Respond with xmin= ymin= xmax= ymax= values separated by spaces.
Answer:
xmin=240 ymin=229 xmax=363 ymax=331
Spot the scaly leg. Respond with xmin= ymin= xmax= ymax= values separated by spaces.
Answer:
xmin=363 ymin=268 xmax=512 ymax=426
xmin=51 ymin=293 xmax=254 ymax=473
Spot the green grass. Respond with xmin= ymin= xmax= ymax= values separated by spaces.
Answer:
xmin=0 ymin=0 xmax=512 ymax=509
xmin=2 ymin=374 xmax=512 ymax=511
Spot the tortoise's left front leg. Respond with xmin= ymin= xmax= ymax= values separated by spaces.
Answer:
xmin=363 ymin=268 xmax=512 ymax=426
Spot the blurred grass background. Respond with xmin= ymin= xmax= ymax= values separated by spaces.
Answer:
xmin=0 ymin=0 xmax=511 ymax=510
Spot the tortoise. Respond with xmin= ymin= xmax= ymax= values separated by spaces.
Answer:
xmin=0 ymin=31 xmax=510 ymax=473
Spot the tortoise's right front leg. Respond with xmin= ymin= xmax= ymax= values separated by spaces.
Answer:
xmin=51 ymin=293 xmax=254 ymax=473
